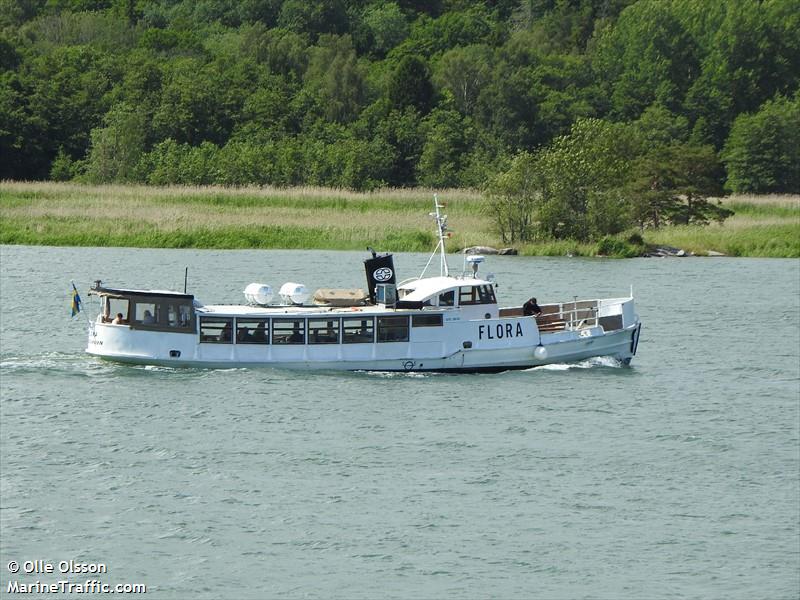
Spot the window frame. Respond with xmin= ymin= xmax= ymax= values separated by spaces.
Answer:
xmin=104 ymin=297 xmax=130 ymax=324
xmin=272 ymin=318 xmax=306 ymax=345
xmin=308 ymin=318 xmax=341 ymax=344
xmin=377 ymin=315 xmax=410 ymax=343
xmin=235 ymin=318 xmax=269 ymax=344
xmin=128 ymin=297 xmax=194 ymax=332
xmin=412 ymin=313 xmax=443 ymax=327
xmin=459 ymin=285 xmax=496 ymax=306
xmin=199 ymin=316 xmax=233 ymax=344
xmin=342 ymin=317 xmax=375 ymax=344
xmin=438 ymin=290 xmax=455 ymax=306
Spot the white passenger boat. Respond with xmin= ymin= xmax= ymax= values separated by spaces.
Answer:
xmin=84 ymin=200 xmax=642 ymax=372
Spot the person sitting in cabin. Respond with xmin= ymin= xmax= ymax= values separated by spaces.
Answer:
xmin=142 ymin=309 xmax=156 ymax=324
xmin=523 ymin=297 xmax=542 ymax=317
xmin=288 ymin=323 xmax=303 ymax=343
xmin=237 ymin=326 xmax=250 ymax=343
xmin=251 ymin=322 xmax=267 ymax=343
xmin=112 ymin=312 xmax=125 ymax=324
xmin=220 ymin=322 xmax=232 ymax=343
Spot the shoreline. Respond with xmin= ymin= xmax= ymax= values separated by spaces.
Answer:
xmin=1 ymin=182 xmax=798 ymax=258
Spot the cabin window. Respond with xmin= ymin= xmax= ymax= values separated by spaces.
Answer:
xmin=200 ymin=317 xmax=233 ymax=343
xmin=342 ymin=317 xmax=374 ymax=343
xmin=102 ymin=293 xmax=195 ymax=332
xmin=272 ymin=318 xmax=305 ymax=344
xmin=167 ymin=302 xmax=193 ymax=328
xmin=377 ymin=316 xmax=409 ymax=342
xmin=308 ymin=318 xmax=340 ymax=344
xmin=106 ymin=298 xmax=129 ymax=323
xmin=236 ymin=318 xmax=269 ymax=344
xmin=439 ymin=290 xmax=455 ymax=306
xmin=459 ymin=285 xmax=496 ymax=305
xmin=130 ymin=299 xmax=194 ymax=329
xmin=134 ymin=301 xmax=158 ymax=324
xmin=412 ymin=314 xmax=443 ymax=327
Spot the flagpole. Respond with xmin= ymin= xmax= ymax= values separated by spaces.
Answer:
xmin=70 ymin=280 xmax=91 ymax=326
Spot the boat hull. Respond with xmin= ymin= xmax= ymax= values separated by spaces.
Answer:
xmin=86 ymin=322 xmax=640 ymax=373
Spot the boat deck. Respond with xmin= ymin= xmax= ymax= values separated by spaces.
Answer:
xmin=499 ymin=299 xmax=601 ymax=333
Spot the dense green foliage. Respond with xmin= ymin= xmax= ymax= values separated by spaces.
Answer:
xmin=721 ymin=93 xmax=800 ymax=194
xmin=485 ymin=115 xmax=733 ymax=242
xmin=1 ymin=0 xmax=798 ymax=208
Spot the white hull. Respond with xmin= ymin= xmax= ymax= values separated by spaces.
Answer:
xmin=86 ymin=312 xmax=641 ymax=373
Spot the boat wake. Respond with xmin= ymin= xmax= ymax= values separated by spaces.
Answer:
xmin=361 ymin=370 xmax=437 ymax=379
xmin=534 ymin=356 xmax=626 ymax=371
xmin=0 ymin=351 xmax=107 ymax=377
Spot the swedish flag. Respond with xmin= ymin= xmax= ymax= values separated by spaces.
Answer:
xmin=70 ymin=282 xmax=82 ymax=318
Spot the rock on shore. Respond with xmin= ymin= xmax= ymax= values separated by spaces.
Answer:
xmin=462 ymin=246 xmax=518 ymax=255
xmin=643 ymin=245 xmax=693 ymax=257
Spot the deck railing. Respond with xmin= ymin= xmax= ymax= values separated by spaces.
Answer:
xmin=536 ymin=300 xmax=599 ymax=332
xmin=499 ymin=299 xmax=601 ymax=332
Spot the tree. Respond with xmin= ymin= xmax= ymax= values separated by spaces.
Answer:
xmin=0 ymin=71 xmax=34 ymax=179
xmin=387 ymin=55 xmax=434 ymax=115
xmin=234 ymin=77 xmax=293 ymax=140
xmin=144 ymin=139 xmax=220 ymax=185
xmin=303 ymin=35 xmax=365 ymax=123
xmin=367 ymin=105 xmax=425 ymax=186
xmin=151 ymin=56 xmax=257 ymax=146
xmin=433 ymin=44 xmax=492 ymax=116
xmin=416 ymin=103 xmax=474 ymax=188
xmin=485 ymin=152 xmax=540 ymax=243
xmin=50 ymin=147 xmax=78 ymax=181
xmin=362 ymin=2 xmax=409 ymax=57
xmin=277 ymin=0 xmax=348 ymax=39
xmin=393 ymin=4 xmax=494 ymax=58
xmin=534 ymin=118 xmax=638 ymax=240
xmin=484 ymin=118 xmax=648 ymax=242
xmin=632 ymin=103 xmax=689 ymax=148
xmin=242 ymin=25 xmax=309 ymax=81
xmin=17 ymin=45 xmax=113 ymax=178
xmin=721 ymin=95 xmax=800 ymax=194
xmin=626 ymin=143 xmax=729 ymax=227
xmin=593 ymin=0 xmax=699 ymax=119
xmin=83 ymin=103 xmax=147 ymax=183
xmin=683 ymin=0 xmax=798 ymax=148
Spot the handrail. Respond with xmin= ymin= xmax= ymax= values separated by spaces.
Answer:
xmin=549 ymin=301 xmax=599 ymax=330
xmin=396 ymin=277 xmax=421 ymax=287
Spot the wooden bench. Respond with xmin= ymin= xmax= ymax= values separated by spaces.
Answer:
xmin=535 ymin=314 xmax=566 ymax=333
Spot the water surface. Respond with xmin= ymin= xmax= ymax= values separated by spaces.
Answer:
xmin=1 ymin=246 xmax=798 ymax=599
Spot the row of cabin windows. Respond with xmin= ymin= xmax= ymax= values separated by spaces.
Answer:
xmin=103 ymin=297 xmax=194 ymax=331
xmin=435 ymin=285 xmax=496 ymax=307
xmin=199 ymin=314 xmax=443 ymax=345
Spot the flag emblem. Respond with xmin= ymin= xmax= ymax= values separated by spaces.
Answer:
xmin=71 ymin=282 xmax=82 ymax=318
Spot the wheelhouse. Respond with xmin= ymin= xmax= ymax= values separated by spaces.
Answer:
xmin=397 ymin=276 xmax=498 ymax=316
xmin=90 ymin=284 xmax=196 ymax=334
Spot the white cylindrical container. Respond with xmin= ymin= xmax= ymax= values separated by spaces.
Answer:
xmin=279 ymin=282 xmax=309 ymax=305
xmin=244 ymin=283 xmax=273 ymax=305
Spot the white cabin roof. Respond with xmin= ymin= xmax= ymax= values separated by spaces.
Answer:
xmin=197 ymin=304 xmax=399 ymax=316
xmin=398 ymin=276 xmax=493 ymax=302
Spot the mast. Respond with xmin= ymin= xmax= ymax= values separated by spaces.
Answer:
xmin=420 ymin=194 xmax=451 ymax=278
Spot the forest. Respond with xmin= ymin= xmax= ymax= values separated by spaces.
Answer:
xmin=1 ymin=0 xmax=798 ymax=244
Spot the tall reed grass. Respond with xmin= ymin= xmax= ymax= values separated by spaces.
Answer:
xmin=2 ymin=182 xmax=798 ymax=257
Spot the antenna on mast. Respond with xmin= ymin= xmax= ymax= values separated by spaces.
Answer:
xmin=420 ymin=194 xmax=451 ymax=278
